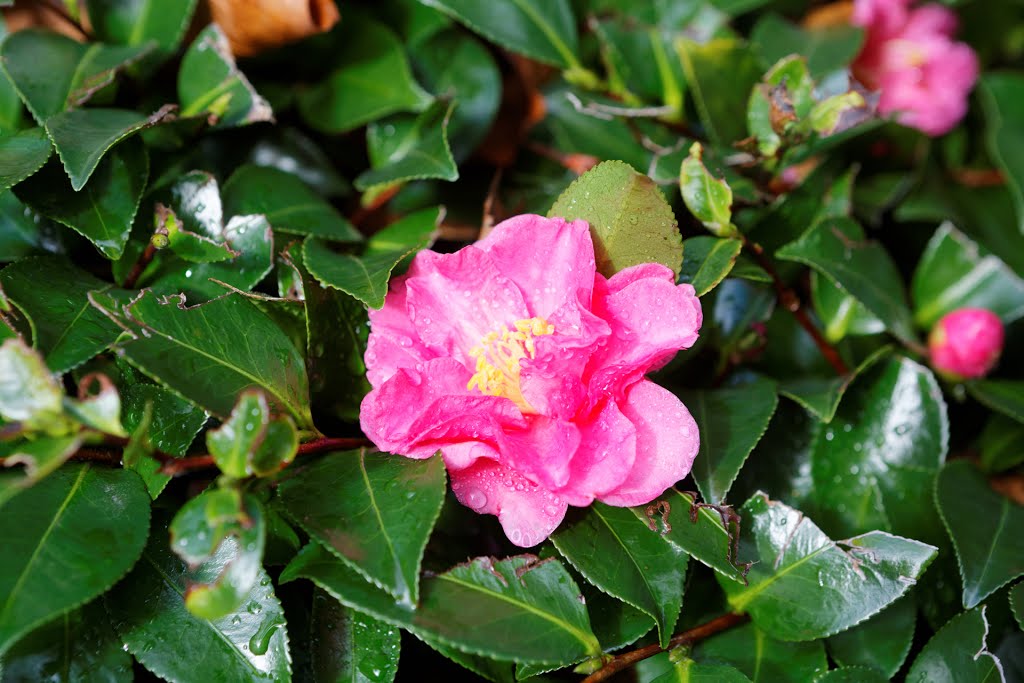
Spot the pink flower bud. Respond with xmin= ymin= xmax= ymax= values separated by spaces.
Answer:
xmin=928 ymin=308 xmax=1004 ymax=380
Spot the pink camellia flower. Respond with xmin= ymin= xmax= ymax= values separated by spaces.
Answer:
xmin=928 ymin=308 xmax=1004 ymax=380
xmin=852 ymin=0 xmax=978 ymax=136
xmin=360 ymin=215 xmax=702 ymax=547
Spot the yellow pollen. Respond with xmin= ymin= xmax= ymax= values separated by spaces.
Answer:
xmin=467 ymin=317 xmax=555 ymax=413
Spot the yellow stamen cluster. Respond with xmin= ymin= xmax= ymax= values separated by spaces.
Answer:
xmin=467 ymin=317 xmax=555 ymax=413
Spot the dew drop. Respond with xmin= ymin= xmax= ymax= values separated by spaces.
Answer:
xmin=463 ymin=487 xmax=487 ymax=511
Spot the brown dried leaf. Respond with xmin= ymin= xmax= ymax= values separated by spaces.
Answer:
xmin=207 ymin=0 xmax=339 ymax=58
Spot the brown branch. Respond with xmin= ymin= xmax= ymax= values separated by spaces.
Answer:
xmin=123 ymin=242 xmax=157 ymax=289
xmin=743 ymin=238 xmax=850 ymax=375
xmin=158 ymin=436 xmax=372 ymax=476
xmin=582 ymin=613 xmax=750 ymax=683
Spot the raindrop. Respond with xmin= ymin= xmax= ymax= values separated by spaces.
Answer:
xmin=463 ymin=487 xmax=487 ymax=511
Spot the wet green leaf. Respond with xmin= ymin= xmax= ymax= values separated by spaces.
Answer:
xmin=356 ymin=101 xmax=459 ymax=190
xmin=0 ymin=338 xmax=70 ymax=434
xmin=0 ymin=434 xmax=82 ymax=507
xmin=905 ymin=608 xmax=1002 ymax=682
xmin=278 ymin=450 xmax=446 ymax=605
xmin=778 ymin=346 xmax=891 ymax=424
xmin=678 ymin=236 xmax=743 ymax=296
xmin=826 ymin=596 xmax=917 ymax=678
xmin=309 ymin=587 xmax=401 ymax=683
xmin=206 ymin=390 xmax=298 ymax=478
xmin=680 ymin=143 xmax=735 ymax=237
xmin=811 ymin=271 xmax=885 ymax=342
xmin=178 ymin=25 xmax=272 ymax=127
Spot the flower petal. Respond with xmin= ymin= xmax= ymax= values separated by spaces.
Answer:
xmin=552 ymin=398 xmax=637 ymax=507
xmin=499 ymin=416 xmax=581 ymax=490
xmin=478 ymin=214 xmax=597 ymax=320
xmin=599 ymin=380 xmax=699 ymax=507
xmin=366 ymin=276 xmax=437 ymax=386
xmin=449 ymin=457 xmax=568 ymax=547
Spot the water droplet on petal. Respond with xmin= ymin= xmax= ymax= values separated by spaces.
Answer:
xmin=464 ymin=487 xmax=487 ymax=511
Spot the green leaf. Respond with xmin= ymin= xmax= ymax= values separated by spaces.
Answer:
xmin=750 ymin=14 xmax=863 ymax=80
xmin=541 ymin=86 xmax=652 ymax=173
xmin=579 ymin=576 xmax=654 ymax=651
xmin=811 ymin=271 xmax=885 ymax=342
xmin=417 ymin=634 xmax=515 ymax=683
xmin=356 ymin=100 xmax=459 ymax=190
xmin=979 ymin=414 xmax=1024 ymax=473
xmin=0 ymin=434 xmax=82 ymax=507
xmin=968 ymin=380 xmax=1024 ymax=424
xmin=552 ymin=502 xmax=687 ymax=647
xmin=303 ymin=206 xmax=440 ymax=309
xmin=980 ymin=73 xmax=1024 ymax=234
xmin=905 ymin=608 xmax=1003 ymax=682
xmin=278 ymin=450 xmax=446 ymax=606
xmin=0 ymin=255 xmax=124 ymax=373
xmin=309 ymin=587 xmax=401 ymax=683
xmin=651 ymin=659 xmax=752 ymax=683
xmin=92 ymin=289 xmax=312 ymax=426
xmin=592 ymin=18 xmax=685 ymax=111
xmin=680 ymin=142 xmax=736 ymax=238
xmin=106 ymin=515 xmax=291 ymax=683
xmin=636 ymin=488 xmax=748 ymax=583
xmin=684 ymin=377 xmax=778 ymax=504
xmin=222 ymin=165 xmax=362 ymax=243
xmin=0 ymin=464 xmax=149 ymax=654
xmin=679 ymin=237 xmax=743 ymax=297
xmin=64 ymin=372 xmax=126 ymax=436
xmin=0 ymin=127 xmax=50 ymax=191
xmin=778 ymin=345 xmax=891 ymax=423
xmin=549 ymin=160 xmax=683 ymax=277
xmin=827 ymin=597 xmax=917 ymax=679
xmin=815 ymin=668 xmax=888 ymax=683
xmin=410 ymin=29 xmax=501 ymax=162
xmin=720 ymin=492 xmax=937 ymax=641
xmin=207 ymin=390 xmax=297 ymax=478
xmin=676 ymin=38 xmax=761 ymax=146
xmin=694 ymin=622 xmax=827 ymax=683
xmin=283 ymin=543 xmax=602 ymax=666
xmin=0 ymin=601 xmax=132 ymax=683
xmin=0 ymin=338 xmax=71 ymax=434
xmin=418 ymin=0 xmax=581 ymax=69
xmin=810 ymin=356 xmax=948 ymax=539
xmin=159 ymin=204 xmax=237 ymax=263
xmin=89 ymin=0 xmax=198 ymax=54
xmin=1011 ymin=582 xmax=1023 ymax=630
xmin=0 ymin=30 xmax=150 ymax=121
xmin=0 ymin=191 xmax=40 ymax=260
xmin=911 ymin=222 xmax=1024 ymax=328
xmin=777 ymin=216 xmax=917 ymax=344
xmin=120 ymin=383 xmax=207 ymax=498
xmin=747 ymin=56 xmax=815 ymax=157
xmin=178 ymin=25 xmax=272 ymax=127
xmin=298 ymin=14 xmax=431 ymax=134
xmin=937 ymin=460 xmax=1024 ymax=609
xmin=15 ymin=136 xmax=148 ymax=258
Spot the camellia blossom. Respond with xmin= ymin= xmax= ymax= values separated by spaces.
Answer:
xmin=928 ymin=308 xmax=1004 ymax=380
xmin=360 ymin=215 xmax=702 ymax=547
xmin=851 ymin=0 xmax=978 ymax=136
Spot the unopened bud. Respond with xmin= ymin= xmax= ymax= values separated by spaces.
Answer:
xmin=928 ymin=308 xmax=1004 ymax=380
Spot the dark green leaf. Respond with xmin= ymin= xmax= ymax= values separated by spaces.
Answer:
xmin=1011 ymin=582 xmax=1023 ymax=630
xmin=0 ymin=338 xmax=72 ymax=434
xmin=827 ymin=596 xmax=917 ymax=678
xmin=684 ymin=377 xmax=778 ymax=504
xmin=283 ymin=543 xmax=602 ymax=665
xmin=750 ymin=14 xmax=863 ymax=80
xmin=223 ymin=165 xmax=362 ymax=243
xmin=0 ymin=128 xmax=50 ymax=191
xmin=777 ymin=217 xmax=917 ymax=344
xmin=0 ymin=464 xmax=149 ymax=654
xmin=89 ymin=0 xmax=198 ymax=54
xmin=303 ymin=206 xmax=440 ymax=309
xmin=418 ymin=0 xmax=581 ymax=69
xmin=815 ymin=668 xmax=888 ymax=683
xmin=678 ymin=237 xmax=743 ymax=297
xmin=0 ymin=191 xmax=40 ymax=260
xmin=206 ymin=390 xmax=298 ymax=478
xmin=0 ymin=601 xmax=132 ymax=683
xmin=905 ymin=607 xmax=1003 ymax=682
xmin=0 ymin=434 xmax=82 ymax=507
xmin=356 ymin=101 xmax=459 ymax=190
xmin=676 ymin=38 xmax=761 ymax=146
xmin=778 ymin=346 xmax=891 ymax=423
xmin=980 ymin=73 xmax=1024 ymax=234
xmin=15 ymin=136 xmax=148 ymax=258
xmin=278 ymin=450 xmax=446 ymax=605
xmin=309 ymin=588 xmax=401 ymax=683
xmin=552 ymin=502 xmax=686 ymax=647
xmin=298 ymin=15 xmax=431 ymax=134
xmin=580 ymin=577 xmax=654 ymax=651
xmin=811 ymin=271 xmax=885 ymax=342
xmin=650 ymin=659 xmax=752 ymax=683
xmin=720 ymin=492 xmax=937 ymax=641
xmin=549 ymin=160 xmax=683 ymax=277
xmin=0 ymin=255 xmax=123 ymax=373
xmin=694 ymin=622 xmax=827 ymax=683
xmin=968 ymin=380 xmax=1024 ymax=424
xmin=979 ymin=414 xmax=1024 ymax=473
xmin=810 ymin=357 xmax=948 ymax=539
xmin=92 ymin=289 xmax=312 ymax=426
xmin=0 ymin=30 xmax=150 ymax=121
xmin=541 ymin=86 xmax=651 ymax=173
xmin=592 ymin=18 xmax=685 ymax=110
xmin=178 ymin=25 xmax=272 ymax=128
xmin=912 ymin=223 xmax=1024 ymax=328
xmin=417 ymin=634 xmax=515 ymax=683
xmin=160 ymin=204 xmax=237 ymax=263
xmin=106 ymin=515 xmax=291 ymax=683
xmin=680 ymin=143 xmax=735 ymax=238
xmin=937 ymin=460 xmax=1024 ymax=609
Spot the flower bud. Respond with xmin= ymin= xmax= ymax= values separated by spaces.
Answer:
xmin=928 ymin=308 xmax=1004 ymax=380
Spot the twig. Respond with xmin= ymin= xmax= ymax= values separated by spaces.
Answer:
xmin=158 ymin=436 xmax=372 ymax=476
xmin=479 ymin=167 xmax=504 ymax=240
xmin=742 ymin=238 xmax=850 ymax=375
xmin=123 ymin=242 xmax=157 ymax=289
xmin=582 ymin=613 xmax=750 ymax=683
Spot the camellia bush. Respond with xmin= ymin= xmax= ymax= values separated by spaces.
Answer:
xmin=2 ymin=0 xmax=1024 ymax=681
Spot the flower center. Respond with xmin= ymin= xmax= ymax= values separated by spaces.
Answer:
xmin=467 ymin=317 xmax=554 ymax=413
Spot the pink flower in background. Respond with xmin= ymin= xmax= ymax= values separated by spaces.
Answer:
xmin=360 ymin=215 xmax=702 ymax=547
xmin=852 ymin=0 xmax=978 ymax=136
xmin=928 ymin=308 xmax=1004 ymax=380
